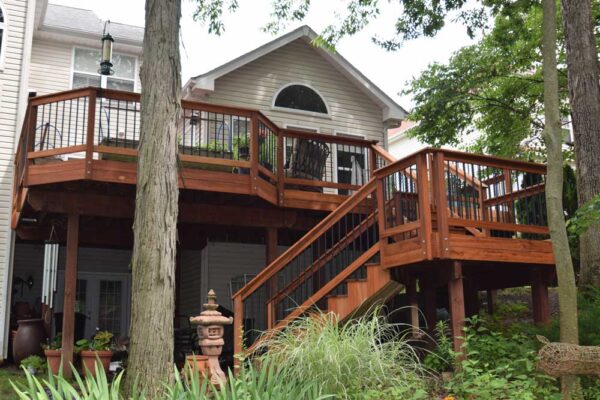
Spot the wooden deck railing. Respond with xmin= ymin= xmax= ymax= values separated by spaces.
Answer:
xmin=15 ymin=87 xmax=385 ymax=201
xmin=232 ymin=148 xmax=550 ymax=353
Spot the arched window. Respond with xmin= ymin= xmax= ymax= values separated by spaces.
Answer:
xmin=0 ymin=2 xmax=5 ymax=64
xmin=274 ymin=84 xmax=328 ymax=114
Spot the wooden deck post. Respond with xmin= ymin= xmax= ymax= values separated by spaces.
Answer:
xmin=265 ymin=228 xmax=278 ymax=264
xmin=406 ymin=275 xmax=420 ymax=337
xmin=424 ymin=285 xmax=437 ymax=334
xmin=531 ymin=269 xmax=550 ymax=325
xmin=448 ymin=261 xmax=466 ymax=354
xmin=61 ymin=214 xmax=79 ymax=376
xmin=464 ymin=279 xmax=479 ymax=318
xmin=486 ymin=289 xmax=497 ymax=315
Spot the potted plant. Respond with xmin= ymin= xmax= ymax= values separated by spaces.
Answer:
xmin=233 ymin=135 xmax=250 ymax=160
xmin=42 ymin=333 xmax=62 ymax=375
xmin=76 ymin=331 xmax=114 ymax=377
xmin=20 ymin=355 xmax=45 ymax=375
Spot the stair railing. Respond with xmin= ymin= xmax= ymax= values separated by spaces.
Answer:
xmin=232 ymin=178 xmax=380 ymax=353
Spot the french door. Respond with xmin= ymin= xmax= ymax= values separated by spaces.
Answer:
xmin=54 ymin=272 xmax=131 ymax=339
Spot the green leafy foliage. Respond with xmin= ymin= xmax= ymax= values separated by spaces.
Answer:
xmin=10 ymin=359 xmax=330 ymax=400
xmin=191 ymin=0 xmax=239 ymax=35
xmin=423 ymin=320 xmax=454 ymax=373
xmin=403 ymin=1 xmax=571 ymax=159
xmin=42 ymin=334 xmax=62 ymax=351
xmin=567 ymin=194 xmax=600 ymax=241
xmin=444 ymin=316 xmax=560 ymax=400
xmin=255 ymin=310 xmax=428 ymax=399
xmin=75 ymin=331 xmax=113 ymax=352
xmin=19 ymin=356 xmax=46 ymax=374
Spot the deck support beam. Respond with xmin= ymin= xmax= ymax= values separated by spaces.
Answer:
xmin=531 ymin=269 xmax=550 ymax=325
xmin=464 ymin=279 xmax=479 ymax=318
xmin=448 ymin=261 xmax=466 ymax=353
xmin=406 ymin=275 xmax=419 ymax=337
xmin=424 ymin=285 xmax=437 ymax=334
xmin=61 ymin=213 xmax=79 ymax=377
xmin=486 ymin=289 xmax=497 ymax=315
xmin=265 ymin=228 xmax=279 ymax=264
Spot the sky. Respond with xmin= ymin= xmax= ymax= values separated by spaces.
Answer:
xmin=50 ymin=0 xmax=477 ymax=111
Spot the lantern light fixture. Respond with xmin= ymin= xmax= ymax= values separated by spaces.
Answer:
xmin=99 ymin=20 xmax=114 ymax=76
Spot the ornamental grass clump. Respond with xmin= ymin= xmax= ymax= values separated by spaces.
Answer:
xmin=255 ymin=309 xmax=428 ymax=399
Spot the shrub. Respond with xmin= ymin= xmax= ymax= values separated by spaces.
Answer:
xmin=423 ymin=320 xmax=454 ymax=373
xmin=255 ymin=310 xmax=428 ymax=399
xmin=19 ymin=356 xmax=46 ymax=374
xmin=445 ymin=316 xmax=560 ymax=400
xmin=11 ymin=358 xmax=330 ymax=400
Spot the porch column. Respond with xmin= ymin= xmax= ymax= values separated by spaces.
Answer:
xmin=486 ymin=289 xmax=497 ymax=315
xmin=531 ymin=269 xmax=550 ymax=325
xmin=424 ymin=285 xmax=437 ymax=334
xmin=464 ymin=279 xmax=479 ymax=318
xmin=61 ymin=214 xmax=79 ymax=376
xmin=448 ymin=261 xmax=466 ymax=353
xmin=406 ymin=275 xmax=420 ymax=337
xmin=265 ymin=228 xmax=279 ymax=264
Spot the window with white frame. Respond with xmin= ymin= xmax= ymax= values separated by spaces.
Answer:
xmin=336 ymin=133 xmax=368 ymax=195
xmin=0 ymin=2 xmax=5 ymax=65
xmin=72 ymin=48 xmax=136 ymax=91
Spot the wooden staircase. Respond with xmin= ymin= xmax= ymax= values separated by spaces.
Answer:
xmin=327 ymin=263 xmax=401 ymax=322
xmin=232 ymin=147 xmax=551 ymax=355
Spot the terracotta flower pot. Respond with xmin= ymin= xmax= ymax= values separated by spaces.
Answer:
xmin=44 ymin=349 xmax=62 ymax=375
xmin=185 ymin=355 xmax=210 ymax=380
xmin=80 ymin=350 xmax=113 ymax=377
xmin=13 ymin=319 xmax=47 ymax=365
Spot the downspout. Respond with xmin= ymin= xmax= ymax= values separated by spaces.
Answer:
xmin=1 ymin=0 xmax=37 ymax=360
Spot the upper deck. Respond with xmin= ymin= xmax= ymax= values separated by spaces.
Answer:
xmin=12 ymin=87 xmax=390 ymax=230
xmin=12 ymin=87 xmax=554 ymax=271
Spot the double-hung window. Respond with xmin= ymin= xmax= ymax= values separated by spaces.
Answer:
xmin=72 ymin=48 xmax=137 ymax=91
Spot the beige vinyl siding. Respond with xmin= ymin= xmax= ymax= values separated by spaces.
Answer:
xmin=204 ymin=242 xmax=287 ymax=311
xmin=28 ymin=40 xmax=72 ymax=95
xmin=0 ymin=0 xmax=30 ymax=359
xmin=199 ymin=39 xmax=385 ymax=143
xmin=28 ymin=40 xmax=142 ymax=96
xmin=179 ymin=250 xmax=202 ymax=318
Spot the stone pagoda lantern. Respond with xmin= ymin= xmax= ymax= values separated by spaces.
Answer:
xmin=190 ymin=290 xmax=233 ymax=385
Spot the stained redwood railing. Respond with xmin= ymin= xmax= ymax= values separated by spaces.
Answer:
xmin=15 ymin=87 xmax=384 ymax=201
xmin=232 ymin=148 xmax=549 ymax=354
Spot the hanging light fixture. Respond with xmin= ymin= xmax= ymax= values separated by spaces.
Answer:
xmin=99 ymin=20 xmax=114 ymax=76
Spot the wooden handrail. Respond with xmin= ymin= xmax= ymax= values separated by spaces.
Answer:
xmin=268 ymin=211 xmax=378 ymax=304
xmin=281 ymin=128 xmax=377 ymax=147
xmin=371 ymin=144 xmax=396 ymax=164
xmin=247 ymin=243 xmax=380 ymax=354
xmin=233 ymin=178 xmax=378 ymax=301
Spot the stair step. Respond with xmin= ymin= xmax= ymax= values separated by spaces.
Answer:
xmin=347 ymin=280 xmax=369 ymax=302
xmin=327 ymin=295 xmax=356 ymax=317
xmin=367 ymin=264 xmax=391 ymax=293
xmin=345 ymin=277 xmax=368 ymax=283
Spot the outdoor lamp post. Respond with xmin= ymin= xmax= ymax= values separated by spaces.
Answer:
xmin=99 ymin=21 xmax=114 ymax=76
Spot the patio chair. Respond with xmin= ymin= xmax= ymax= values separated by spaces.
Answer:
xmin=285 ymin=138 xmax=330 ymax=192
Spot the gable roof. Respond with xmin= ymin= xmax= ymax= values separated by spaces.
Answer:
xmin=34 ymin=2 xmax=143 ymax=53
xmin=187 ymin=25 xmax=407 ymax=123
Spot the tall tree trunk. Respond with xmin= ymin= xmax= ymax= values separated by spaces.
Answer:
xmin=541 ymin=0 xmax=581 ymax=398
xmin=561 ymin=0 xmax=600 ymax=287
xmin=125 ymin=0 xmax=182 ymax=397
